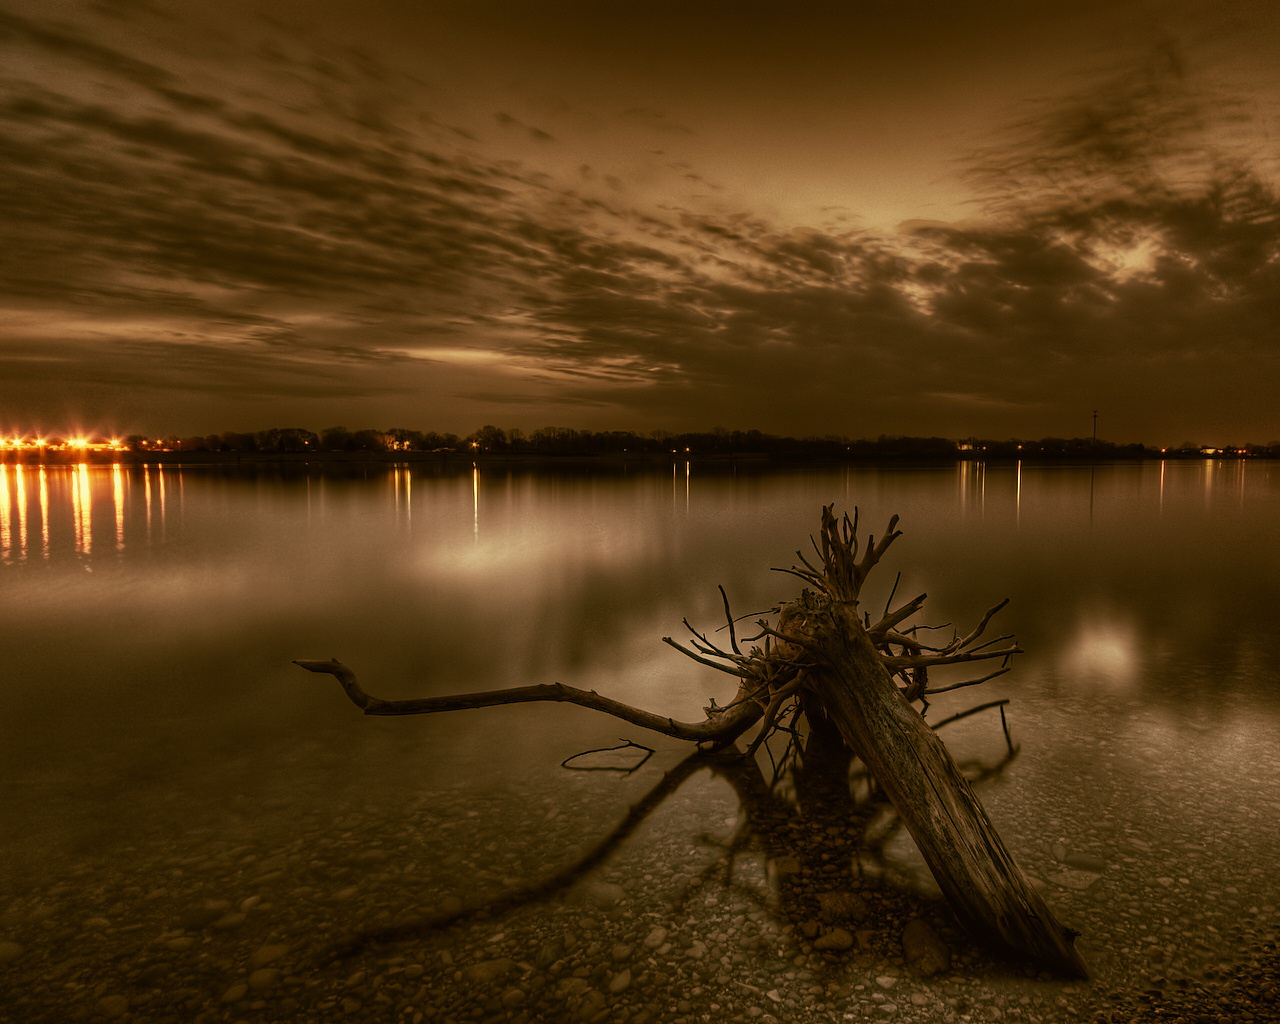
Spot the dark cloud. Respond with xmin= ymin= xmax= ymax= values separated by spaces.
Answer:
xmin=1 ymin=5 xmax=1277 ymax=443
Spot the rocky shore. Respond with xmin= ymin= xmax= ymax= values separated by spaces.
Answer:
xmin=3 ymin=749 xmax=1280 ymax=1023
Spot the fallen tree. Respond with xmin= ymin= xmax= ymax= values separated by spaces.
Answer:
xmin=297 ymin=505 xmax=1086 ymax=977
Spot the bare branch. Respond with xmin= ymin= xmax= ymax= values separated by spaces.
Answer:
xmin=929 ymin=698 xmax=1011 ymax=731
xmin=742 ymin=680 xmax=803 ymax=758
xmin=718 ymin=585 xmax=742 ymax=656
xmin=295 ymin=659 xmax=761 ymax=744
xmin=661 ymin=637 xmax=752 ymax=677
xmin=881 ymin=644 xmax=1022 ymax=670
xmin=923 ymin=666 xmax=1012 ymax=695
xmin=561 ymin=739 xmax=654 ymax=774
xmin=948 ymin=598 xmax=1010 ymax=652
xmin=882 ymin=571 xmax=902 ymax=618
xmin=867 ymin=592 xmax=928 ymax=637
xmin=853 ymin=513 xmax=902 ymax=592
xmin=770 ymin=565 xmax=826 ymax=588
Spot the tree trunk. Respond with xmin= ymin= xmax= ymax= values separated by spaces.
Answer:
xmin=780 ymin=592 xmax=1087 ymax=977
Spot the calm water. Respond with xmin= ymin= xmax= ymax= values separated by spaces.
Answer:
xmin=2 ymin=459 xmax=1279 ymax=1017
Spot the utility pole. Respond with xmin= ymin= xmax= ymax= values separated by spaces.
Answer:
xmin=1092 ymin=410 xmax=1098 ymax=446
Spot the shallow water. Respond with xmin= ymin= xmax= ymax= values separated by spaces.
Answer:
xmin=2 ymin=458 xmax=1279 ymax=1021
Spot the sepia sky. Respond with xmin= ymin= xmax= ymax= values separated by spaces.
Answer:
xmin=2 ymin=0 xmax=1279 ymax=444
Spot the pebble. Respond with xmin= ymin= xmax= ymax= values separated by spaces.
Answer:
xmin=461 ymin=957 xmax=516 ymax=985
xmin=642 ymin=926 xmax=668 ymax=949
xmin=6 ymin=710 xmax=1280 ymax=1024
xmin=1064 ymin=852 xmax=1107 ymax=873
xmin=609 ymin=967 xmax=632 ymax=993
xmin=814 ymin=927 xmax=854 ymax=951
xmin=902 ymin=918 xmax=951 ymax=977
xmin=817 ymin=891 xmax=868 ymax=923
xmin=96 ymin=994 xmax=129 ymax=1018
xmin=248 ymin=943 xmax=290 ymax=970
xmin=248 ymin=967 xmax=280 ymax=991
xmin=179 ymin=900 xmax=230 ymax=930
xmin=221 ymin=982 xmax=248 ymax=1003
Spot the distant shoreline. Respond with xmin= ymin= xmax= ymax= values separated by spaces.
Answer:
xmin=1 ymin=449 xmax=1273 ymax=467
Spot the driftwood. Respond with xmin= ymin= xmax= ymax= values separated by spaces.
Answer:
xmin=297 ymin=504 xmax=1086 ymax=977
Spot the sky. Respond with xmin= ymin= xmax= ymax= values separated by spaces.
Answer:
xmin=1 ymin=0 xmax=1279 ymax=445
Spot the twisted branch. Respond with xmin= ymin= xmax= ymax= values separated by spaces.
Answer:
xmin=294 ymin=659 xmax=762 ymax=745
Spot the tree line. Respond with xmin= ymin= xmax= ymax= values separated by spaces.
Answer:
xmin=121 ymin=426 xmax=1280 ymax=460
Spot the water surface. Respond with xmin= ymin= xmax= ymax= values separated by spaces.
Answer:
xmin=2 ymin=459 xmax=1278 ymax=1020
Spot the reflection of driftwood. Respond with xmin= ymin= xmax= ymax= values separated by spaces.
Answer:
xmin=318 ymin=723 xmax=1018 ymax=965
xmin=298 ymin=505 xmax=1085 ymax=976
xmin=317 ymin=752 xmax=711 ymax=962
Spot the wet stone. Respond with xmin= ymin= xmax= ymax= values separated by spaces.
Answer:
xmin=221 ymin=982 xmax=248 ymax=1003
xmin=1045 ymin=868 xmax=1102 ymax=891
xmin=462 ymin=957 xmax=517 ymax=986
xmin=1064 ymin=852 xmax=1108 ymax=873
xmin=179 ymin=900 xmax=230 ymax=931
xmin=248 ymin=943 xmax=290 ymax=970
xmin=642 ymin=926 xmax=668 ymax=949
xmin=609 ymin=968 xmax=632 ymax=993
xmin=902 ymin=918 xmax=951 ymax=977
xmin=247 ymin=967 xmax=280 ymax=991
xmin=817 ymin=891 xmax=868 ymax=923
xmin=814 ymin=928 xmax=854 ymax=951
xmin=96 ymin=994 xmax=129 ymax=1018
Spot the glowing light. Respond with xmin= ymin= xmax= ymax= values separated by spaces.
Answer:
xmin=39 ymin=466 xmax=48 ymax=558
xmin=1061 ymin=618 xmax=1138 ymax=690
xmin=72 ymin=464 xmax=92 ymax=554
xmin=0 ymin=464 xmax=10 ymax=560
xmin=113 ymin=463 xmax=124 ymax=549
xmin=15 ymin=464 xmax=27 ymax=557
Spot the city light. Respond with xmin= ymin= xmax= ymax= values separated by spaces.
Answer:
xmin=0 ymin=434 xmax=128 ymax=454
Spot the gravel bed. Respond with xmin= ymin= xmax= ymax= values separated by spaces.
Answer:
xmin=3 ymin=752 xmax=1279 ymax=1024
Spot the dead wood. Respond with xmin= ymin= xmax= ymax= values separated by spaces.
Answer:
xmin=296 ymin=504 xmax=1087 ymax=976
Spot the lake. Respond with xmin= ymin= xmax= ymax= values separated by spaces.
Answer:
xmin=2 ymin=458 xmax=1279 ymax=1022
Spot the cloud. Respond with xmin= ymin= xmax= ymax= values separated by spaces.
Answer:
xmin=1 ymin=8 xmax=1277 ymax=442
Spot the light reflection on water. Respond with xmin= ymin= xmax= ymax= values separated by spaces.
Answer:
xmin=2 ymin=458 xmax=1280 ymax=994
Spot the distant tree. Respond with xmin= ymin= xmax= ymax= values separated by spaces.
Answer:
xmin=350 ymin=429 xmax=387 ymax=452
xmin=385 ymin=428 xmax=420 ymax=451
xmin=469 ymin=424 xmax=508 ymax=452
xmin=320 ymin=426 xmax=353 ymax=451
xmin=220 ymin=431 xmax=257 ymax=452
